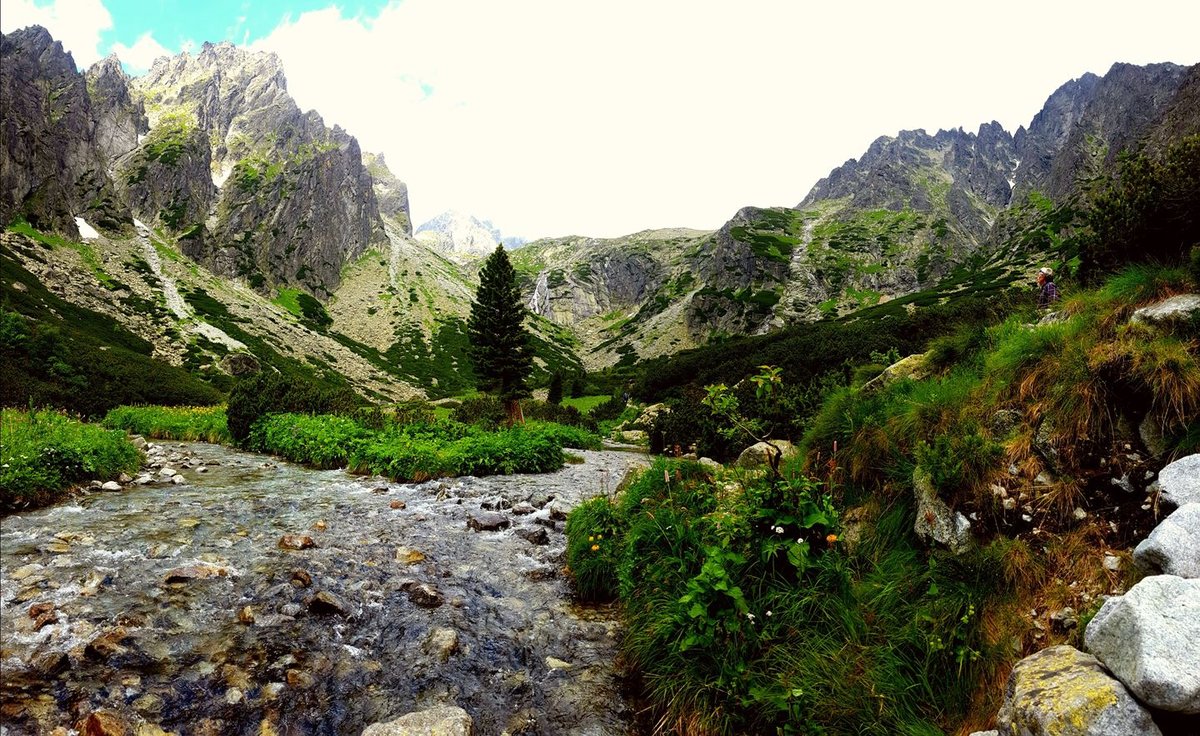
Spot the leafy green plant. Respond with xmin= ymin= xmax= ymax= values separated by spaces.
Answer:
xmin=102 ymin=405 xmax=231 ymax=443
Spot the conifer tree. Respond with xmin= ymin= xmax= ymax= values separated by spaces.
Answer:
xmin=467 ymin=245 xmax=534 ymax=424
xmin=547 ymin=371 xmax=564 ymax=405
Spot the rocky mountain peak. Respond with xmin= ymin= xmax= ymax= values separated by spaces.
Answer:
xmin=415 ymin=210 xmax=503 ymax=259
xmin=363 ymin=152 xmax=412 ymax=235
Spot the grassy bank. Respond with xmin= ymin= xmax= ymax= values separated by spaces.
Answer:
xmin=567 ymin=264 xmax=1200 ymax=734
xmin=1 ymin=408 xmax=140 ymax=510
xmin=248 ymin=413 xmax=600 ymax=481
xmin=102 ymin=405 xmax=232 ymax=443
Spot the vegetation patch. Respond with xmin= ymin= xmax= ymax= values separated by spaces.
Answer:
xmin=1 ymin=408 xmax=140 ymax=510
xmin=102 ymin=405 xmax=231 ymax=444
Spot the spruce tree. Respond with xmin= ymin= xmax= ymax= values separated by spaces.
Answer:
xmin=467 ymin=245 xmax=534 ymax=423
xmin=547 ymin=371 xmax=564 ymax=405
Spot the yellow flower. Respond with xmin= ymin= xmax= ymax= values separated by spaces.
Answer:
xmin=826 ymin=534 xmax=838 ymax=545
xmin=589 ymin=536 xmax=594 ymax=542
xmin=596 ymin=534 xmax=603 ymax=540
xmin=590 ymin=544 xmax=600 ymax=552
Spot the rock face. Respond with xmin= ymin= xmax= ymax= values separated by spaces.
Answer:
xmin=1133 ymin=503 xmax=1200 ymax=578
xmin=0 ymin=26 xmax=131 ymax=234
xmin=364 ymin=152 xmax=412 ymax=235
xmin=1157 ymin=454 xmax=1200 ymax=509
xmin=1131 ymin=294 xmax=1200 ymax=325
xmin=912 ymin=467 xmax=973 ymax=555
xmin=129 ymin=41 xmax=386 ymax=296
xmin=361 ymin=705 xmax=473 ymax=736
xmin=995 ymin=645 xmax=1162 ymax=736
xmin=1084 ymin=575 xmax=1200 ymax=713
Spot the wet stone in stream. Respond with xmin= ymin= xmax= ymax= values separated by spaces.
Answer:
xmin=0 ymin=441 xmax=647 ymax=735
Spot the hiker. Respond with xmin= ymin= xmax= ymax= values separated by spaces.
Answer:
xmin=1036 ymin=267 xmax=1059 ymax=309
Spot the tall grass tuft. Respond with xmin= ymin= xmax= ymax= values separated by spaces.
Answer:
xmin=102 ymin=405 xmax=232 ymax=443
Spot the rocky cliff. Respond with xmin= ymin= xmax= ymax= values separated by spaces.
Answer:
xmin=364 ymin=152 xmax=412 ymax=235
xmin=414 ymin=210 xmax=504 ymax=260
xmin=0 ymin=26 xmax=130 ymax=235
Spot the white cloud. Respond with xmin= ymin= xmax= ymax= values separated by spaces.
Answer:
xmin=110 ymin=32 xmax=172 ymax=73
xmin=251 ymin=1 xmax=1200 ymax=239
xmin=0 ymin=0 xmax=113 ymax=67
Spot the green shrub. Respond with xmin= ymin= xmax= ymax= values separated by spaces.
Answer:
xmin=1 ymin=409 xmax=140 ymax=509
xmin=247 ymin=413 xmax=369 ymax=468
xmin=565 ymin=496 xmax=624 ymax=600
xmin=451 ymin=395 xmax=506 ymax=428
xmin=226 ymin=371 xmax=363 ymax=442
xmin=102 ymin=405 xmax=231 ymax=443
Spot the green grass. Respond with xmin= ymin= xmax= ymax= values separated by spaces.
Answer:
xmin=561 ymin=394 xmax=611 ymax=414
xmin=1 ymin=409 xmax=141 ymax=510
xmin=102 ymin=405 xmax=232 ymax=444
xmin=247 ymin=413 xmax=600 ymax=481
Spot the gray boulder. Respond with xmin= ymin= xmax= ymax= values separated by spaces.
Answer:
xmin=1131 ymin=294 xmax=1200 ymax=325
xmin=1157 ymin=454 xmax=1200 ymax=509
xmin=996 ymin=645 xmax=1161 ymax=736
xmin=1133 ymin=503 xmax=1200 ymax=578
xmin=912 ymin=467 xmax=973 ymax=554
xmin=1084 ymin=575 xmax=1200 ymax=713
xmin=860 ymin=353 xmax=931 ymax=394
xmin=361 ymin=705 xmax=473 ymax=736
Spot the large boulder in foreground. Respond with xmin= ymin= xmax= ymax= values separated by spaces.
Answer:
xmin=995 ymin=645 xmax=1161 ymax=736
xmin=736 ymin=440 xmax=798 ymax=468
xmin=912 ymin=467 xmax=973 ymax=555
xmin=1157 ymin=454 xmax=1200 ymax=510
xmin=361 ymin=705 xmax=473 ymax=735
xmin=1133 ymin=503 xmax=1200 ymax=578
xmin=1084 ymin=575 xmax=1200 ymax=713
xmin=1130 ymin=294 xmax=1200 ymax=325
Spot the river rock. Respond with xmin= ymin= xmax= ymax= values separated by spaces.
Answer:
xmin=996 ymin=645 xmax=1161 ymax=736
xmin=547 ymin=500 xmax=573 ymax=521
xmin=162 ymin=563 xmax=226 ymax=584
xmin=467 ymin=512 xmax=510 ymax=532
xmin=395 ymin=547 xmax=426 ymax=565
xmin=76 ymin=710 xmax=130 ymax=736
xmin=511 ymin=502 xmax=536 ymax=515
xmin=1084 ymin=574 xmax=1200 ymax=712
xmin=515 ymin=527 xmax=549 ymax=546
xmin=361 ymin=705 xmax=473 ymax=736
xmin=101 ymin=481 xmax=122 ymax=491
xmin=291 ymin=569 xmax=313 ymax=587
xmin=85 ymin=627 xmax=130 ymax=660
xmin=1133 ymin=503 xmax=1200 ymax=577
xmin=307 ymin=591 xmax=348 ymax=616
xmin=912 ymin=467 xmax=973 ymax=554
xmin=1157 ymin=454 xmax=1200 ymax=509
xmin=238 ymin=606 xmax=255 ymax=624
xmin=131 ymin=435 xmax=148 ymax=450
xmin=401 ymin=581 xmax=445 ymax=608
xmin=390 ymin=499 xmax=406 ymax=510
xmin=279 ymin=534 xmax=316 ymax=550
xmin=422 ymin=627 xmax=459 ymax=662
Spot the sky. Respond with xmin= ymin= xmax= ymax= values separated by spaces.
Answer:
xmin=3 ymin=1 xmax=1198 ymax=240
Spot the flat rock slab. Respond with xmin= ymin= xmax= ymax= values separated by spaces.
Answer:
xmin=1133 ymin=503 xmax=1200 ymax=578
xmin=1085 ymin=575 xmax=1200 ymax=713
xmin=996 ymin=645 xmax=1162 ymax=736
xmin=361 ymin=705 xmax=473 ymax=736
xmin=1131 ymin=293 xmax=1200 ymax=325
xmin=1157 ymin=453 xmax=1200 ymax=509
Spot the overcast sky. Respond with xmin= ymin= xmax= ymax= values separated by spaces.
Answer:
xmin=4 ymin=0 xmax=1198 ymax=239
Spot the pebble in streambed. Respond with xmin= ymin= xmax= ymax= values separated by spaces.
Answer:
xmin=0 ymin=441 xmax=647 ymax=735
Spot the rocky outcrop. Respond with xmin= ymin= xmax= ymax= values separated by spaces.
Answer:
xmin=131 ymin=41 xmax=385 ymax=295
xmin=0 ymin=26 xmax=130 ymax=234
xmin=361 ymin=706 xmax=473 ymax=736
xmin=1084 ymin=575 xmax=1200 ymax=713
xmin=84 ymin=55 xmax=146 ymax=163
xmin=1131 ymin=294 xmax=1200 ymax=326
xmin=364 ymin=151 xmax=412 ymax=235
xmin=415 ymin=210 xmax=501 ymax=258
xmin=912 ymin=466 xmax=973 ymax=555
xmin=1133 ymin=503 xmax=1200 ymax=578
xmin=995 ymin=645 xmax=1162 ymax=736
xmin=736 ymin=440 xmax=799 ymax=468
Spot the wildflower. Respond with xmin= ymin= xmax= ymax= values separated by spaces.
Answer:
xmin=765 ymin=610 xmax=773 ymax=617
xmin=590 ymin=544 xmax=599 ymax=552
xmin=826 ymin=533 xmax=838 ymax=544
xmin=745 ymin=612 xmax=755 ymax=620
xmin=589 ymin=536 xmax=594 ymax=542
xmin=773 ymin=525 xmax=784 ymax=534
xmin=596 ymin=534 xmax=603 ymax=540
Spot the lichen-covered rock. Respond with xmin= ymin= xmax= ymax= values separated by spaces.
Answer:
xmin=1157 ymin=454 xmax=1200 ymax=509
xmin=912 ymin=467 xmax=973 ymax=554
xmin=860 ymin=353 xmax=932 ymax=394
xmin=1133 ymin=503 xmax=1200 ymax=578
xmin=736 ymin=440 xmax=798 ymax=468
xmin=995 ymin=645 xmax=1162 ymax=736
xmin=1131 ymin=294 xmax=1200 ymax=325
xmin=1084 ymin=575 xmax=1200 ymax=713
xmin=361 ymin=705 xmax=473 ymax=736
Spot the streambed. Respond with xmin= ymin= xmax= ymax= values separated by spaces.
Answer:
xmin=1 ymin=442 xmax=647 ymax=735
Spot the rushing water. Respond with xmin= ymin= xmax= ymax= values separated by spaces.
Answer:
xmin=1 ymin=442 xmax=648 ymax=735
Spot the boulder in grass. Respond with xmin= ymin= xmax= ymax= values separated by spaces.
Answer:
xmin=996 ymin=645 xmax=1162 ymax=736
xmin=735 ymin=440 xmax=798 ymax=469
xmin=1130 ymin=293 xmax=1200 ymax=326
xmin=1156 ymin=454 xmax=1200 ymax=510
xmin=1084 ymin=574 xmax=1200 ymax=713
xmin=1133 ymin=503 xmax=1200 ymax=578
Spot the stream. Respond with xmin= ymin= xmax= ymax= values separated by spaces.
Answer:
xmin=1 ymin=442 xmax=648 ymax=735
